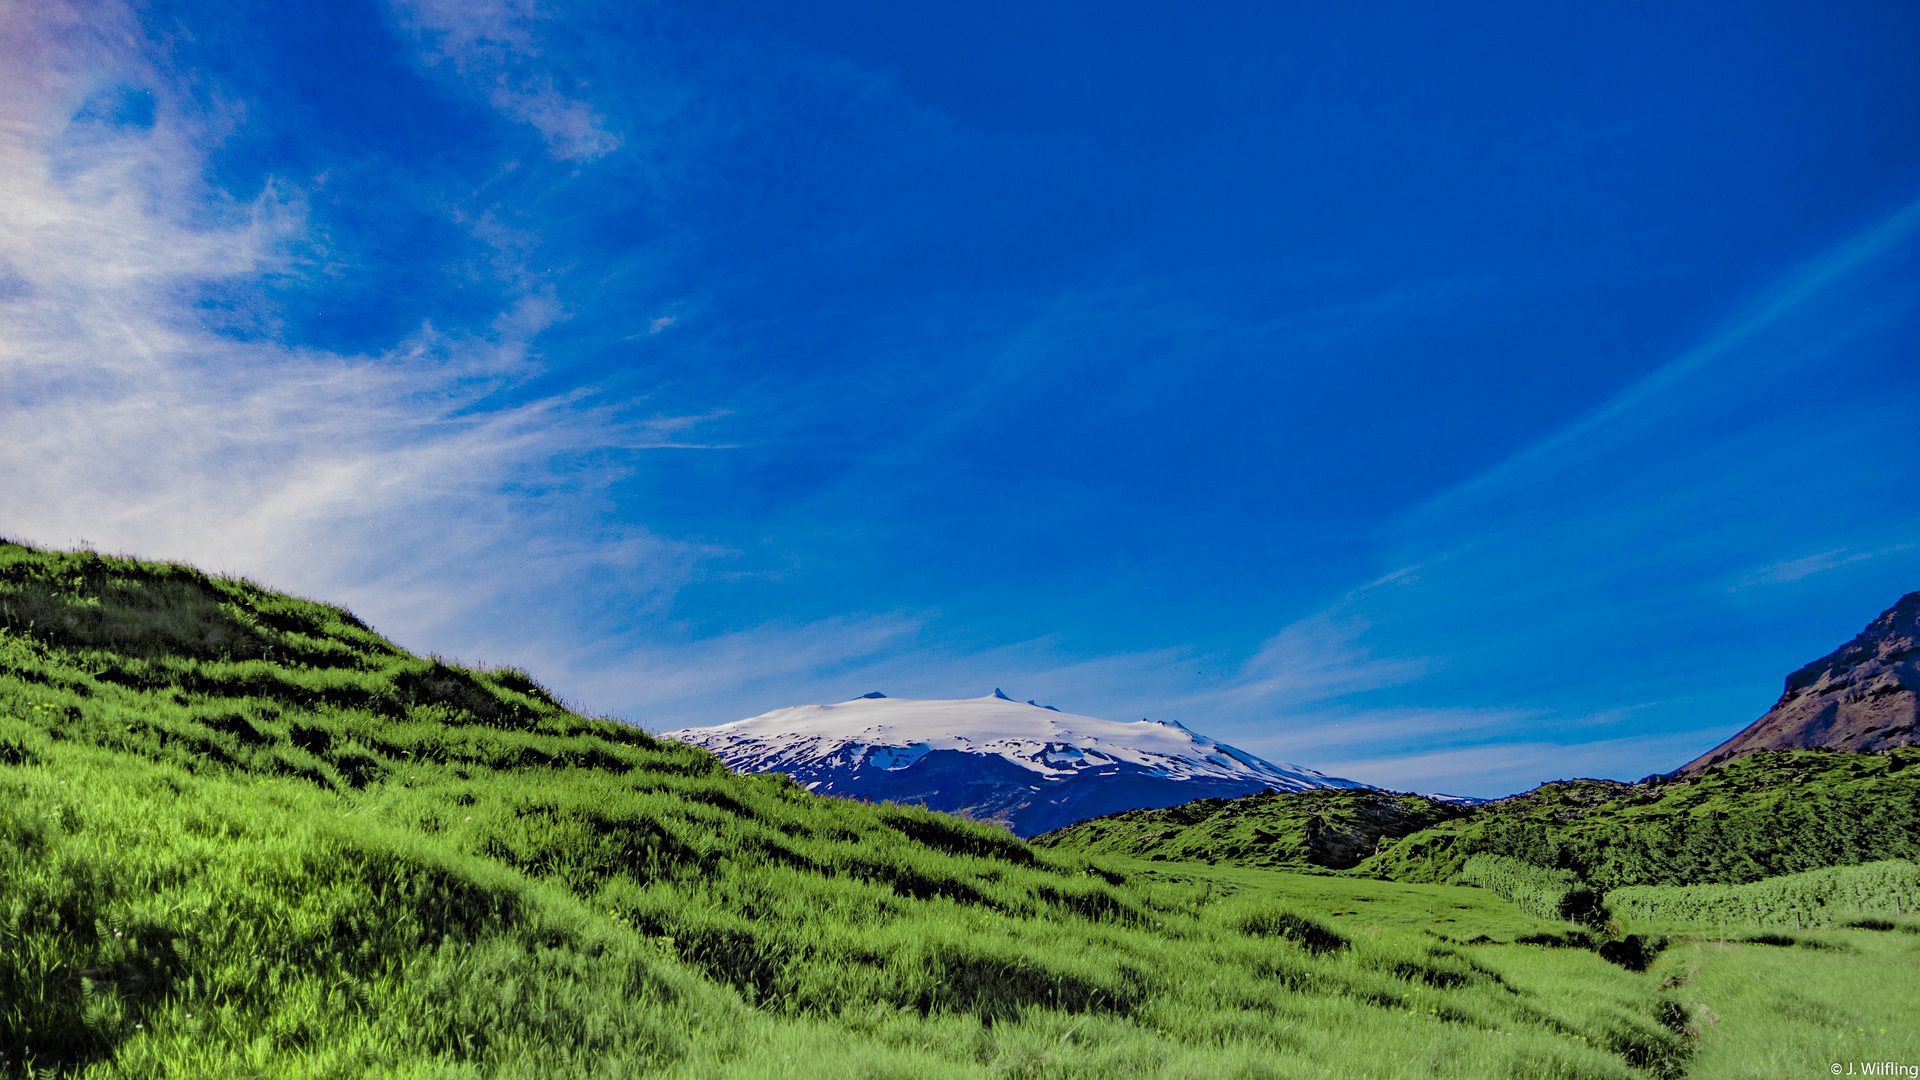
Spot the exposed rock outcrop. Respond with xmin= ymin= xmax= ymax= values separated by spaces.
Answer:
xmin=1682 ymin=591 xmax=1920 ymax=772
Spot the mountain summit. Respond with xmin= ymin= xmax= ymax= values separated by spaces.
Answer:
xmin=665 ymin=693 xmax=1368 ymax=836
xmin=1682 ymin=591 xmax=1920 ymax=772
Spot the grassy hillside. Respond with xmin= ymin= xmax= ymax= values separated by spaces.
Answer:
xmin=2 ymin=542 xmax=1707 ymax=1079
xmin=1357 ymin=751 xmax=1920 ymax=891
xmin=1032 ymin=788 xmax=1468 ymax=870
xmin=1089 ymin=858 xmax=1920 ymax=1080
xmin=1038 ymin=751 xmax=1920 ymax=894
xmin=1027 ymin=748 xmax=1920 ymax=1075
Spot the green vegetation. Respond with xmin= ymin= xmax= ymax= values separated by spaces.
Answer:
xmin=1606 ymin=859 xmax=1920 ymax=930
xmin=10 ymin=541 xmax=1920 ymax=1078
xmin=1032 ymin=788 xmax=1466 ymax=870
xmin=1086 ymin=859 xmax=1591 ymax=945
xmin=1089 ymin=859 xmax=1920 ymax=1078
xmin=1635 ymin=926 xmax=1920 ymax=1078
xmin=999 ymin=656 xmax=1920 ymax=1078
xmin=1359 ymin=753 xmax=1920 ymax=891
xmin=1 ymin=542 xmax=1709 ymax=1079
xmin=1455 ymin=855 xmax=1601 ymax=924
xmin=1044 ymin=748 xmax=1920 ymax=898
xmin=1491 ymin=917 xmax=1920 ymax=1079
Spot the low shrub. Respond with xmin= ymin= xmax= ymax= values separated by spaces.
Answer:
xmin=1456 ymin=853 xmax=1601 ymax=922
xmin=1595 ymin=933 xmax=1666 ymax=972
xmin=1605 ymin=858 xmax=1920 ymax=929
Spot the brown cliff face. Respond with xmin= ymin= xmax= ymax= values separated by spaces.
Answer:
xmin=1682 ymin=591 xmax=1920 ymax=773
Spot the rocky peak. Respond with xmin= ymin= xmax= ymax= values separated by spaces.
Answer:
xmin=1682 ymin=591 xmax=1920 ymax=772
xmin=1779 ymin=592 xmax=1920 ymax=699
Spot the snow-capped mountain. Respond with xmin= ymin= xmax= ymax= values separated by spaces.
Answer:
xmin=664 ymin=690 xmax=1370 ymax=837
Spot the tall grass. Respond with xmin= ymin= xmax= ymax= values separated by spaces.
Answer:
xmin=1 ymin=542 xmax=1689 ymax=1078
xmin=1645 ymin=931 xmax=1920 ymax=1078
xmin=1605 ymin=859 xmax=1920 ymax=930
xmin=1455 ymin=855 xmax=1601 ymax=924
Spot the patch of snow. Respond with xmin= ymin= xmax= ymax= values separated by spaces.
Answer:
xmin=666 ymin=693 xmax=1368 ymax=793
xmin=1423 ymin=792 xmax=1489 ymax=806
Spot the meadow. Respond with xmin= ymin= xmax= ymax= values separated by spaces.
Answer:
xmin=1605 ymin=859 xmax=1920 ymax=929
xmin=3 ymin=541 xmax=1916 ymax=1079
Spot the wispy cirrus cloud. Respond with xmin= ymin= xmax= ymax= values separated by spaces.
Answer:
xmin=1240 ymin=705 xmax=1543 ymax=758
xmin=0 ymin=1 xmax=715 ymax=658
xmin=1224 ymin=574 xmax=1436 ymax=709
xmin=1728 ymin=543 xmax=1917 ymax=590
xmin=1313 ymin=726 xmax=1729 ymax=796
xmin=535 ymin=611 xmax=930 ymax=725
xmin=386 ymin=0 xmax=624 ymax=162
xmin=536 ymin=615 xmax=1202 ymax=730
xmin=1206 ymin=194 xmax=1920 ymax=795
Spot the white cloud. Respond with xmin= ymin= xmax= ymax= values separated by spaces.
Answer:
xmin=537 ymin=612 xmax=929 ymax=725
xmin=387 ymin=0 xmax=622 ymax=162
xmin=1401 ymin=196 xmax=1920 ymax=537
xmin=1728 ymin=543 xmax=1916 ymax=590
xmin=1200 ymin=199 xmax=1920 ymax=794
xmin=1174 ymin=569 xmax=1439 ymax=726
xmin=1313 ymin=727 xmax=1727 ymax=798
xmin=537 ymin=619 xmax=1188 ymax=730
xmin=1228 ymin=604 xmax=1432 ymax=708
xmin=0 ymin=3 xmax=711 ymax=661
xmin=1237 ymin=705 xmax=1543 ymax=757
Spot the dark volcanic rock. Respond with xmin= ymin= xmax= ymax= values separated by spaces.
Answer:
xmin=1683 ymin=591 xmax=1920 ymax=772
xmin=1304 ymin=794 xmax=1454 ymax=868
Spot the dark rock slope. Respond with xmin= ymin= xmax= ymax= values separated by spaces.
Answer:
xmin=1683 ymin=591 xmax=1920 ymax=773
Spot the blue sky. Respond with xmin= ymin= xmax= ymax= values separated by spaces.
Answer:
xmin=3 ymin=0 xmax=1918 ymax=795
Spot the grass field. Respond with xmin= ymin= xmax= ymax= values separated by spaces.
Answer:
xmin=5 ymin=540 xmax=1916 ymax=1078
xmin=1633 ymin=922 xmax=1920 ymax=1077
xmin=1104 ymin=860 xmax=1920 ymax=1079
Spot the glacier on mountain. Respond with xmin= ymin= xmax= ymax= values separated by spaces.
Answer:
xmin=665 ymin=692 xmax=1369 ymax=836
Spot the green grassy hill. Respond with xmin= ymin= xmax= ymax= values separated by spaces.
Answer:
xmin=1032 ymin=788 xmax=1469 ymax=870
xmin=1027 ymin=735 xmax=1920 ymax=1077
xmin=9 ymin=540 xmax=1918 ymax=1079
xmin=1356 ymin=751 xmax=1920 ymax=891
xmin=0 ymin=541 xmax=1710 ymax=1079
xmin=1110 ymin=858 xmax=1920 ymax=1080
xmin=1037 ymin=749 xmax=1920 ymax=894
